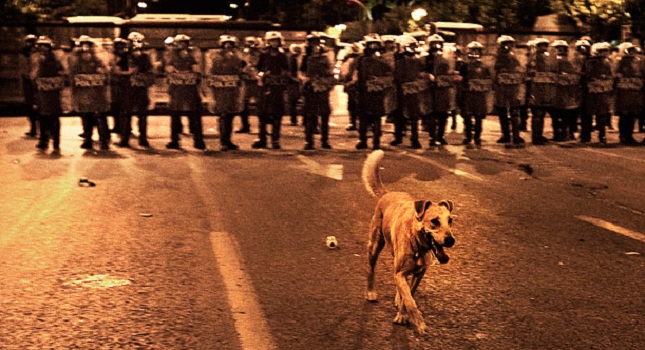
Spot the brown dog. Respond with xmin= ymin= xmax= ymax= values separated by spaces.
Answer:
xmin=362 ymin=150 xmax=455 ymax=334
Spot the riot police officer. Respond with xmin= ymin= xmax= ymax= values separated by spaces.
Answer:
xmin=300 ymin=33 xmax=335 ymax=150
xmin=69 ymin=35 xmax=111 ymax=150
xmin=392 ymin=35 xmax=426 ymax=148
xmin=460 ymin=41 xmax=493 ymax=145
xmin=582 ymin=42 xmax=613 ymax=144
xmin=614 ymin=42 xmax=642 ymax=145
xmin=238 ymin=36 xmax=263 ymax=133
xmin=165 ymin=34 xmax=205 ymax=150
xmin=20 ymin=34 xmax=39 ymax=137
xmin=527 ymin=38 xmax=556 ymax=144
xmin=208 ymin=34 xmax=246 ymax=151
xmin=288 ymin=42 xmax=304 ymax=126
xmin=551 ymin=40 xmax=583 ymax=141
xmin=252 ymin=31 xmax=290 ymax=149
xmin=573 ymin=39 xmax=592 ymax=140
xmin=110 ymin=37 xmax=129 ymax=136
xmin=493 ymin=35 xmax=525 ymax=145
xmin=354 ymin=33 xmax=394 ymax=150
xmin=425 ymin=34 xmax=455 ymax=146
xmin=31 ymin=36 xmax=65 ymax=151
xmin=116 ymin=32 xmax=154 ymax=148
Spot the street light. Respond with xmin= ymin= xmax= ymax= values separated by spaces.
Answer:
xmin=411 ymin=8 xmax=427 ymax=22
xmin=137 ymin=2 xmax=148 ymax=9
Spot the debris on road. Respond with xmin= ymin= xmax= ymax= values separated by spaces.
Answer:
xmin=139 ymin=213 xmax=153 ymax=218
xmin=326 ymin=236 xmax=338 ymax=249
xmin=78 ymin=177 xmax=96 ymax=187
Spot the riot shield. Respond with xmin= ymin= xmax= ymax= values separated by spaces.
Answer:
xmin=494 ymin=52 xmax=526 ymax=108
xmin=528 ymin=48 xmax=557 ymax=107
xmin=204 ymin=48 xmax=245 ymax=114
xmin=462 ymin=59 xmax=494 ymax=116
xmin=166 ymin=49 xmax=202 ymax=112
xmin=614 ymin=54 xmax=644 ymax=114
xmin=431 ymin=49 xmax=456 ymax=113
xmin=68 ymin=46 xmax=110 ymax=114
xmin=553 ymin=50 xmax=583 ymax=110
xmin=359 ymin=55 xmax=395 ymax=116
xmin=396 ymin=55 xmax=430 ymax=118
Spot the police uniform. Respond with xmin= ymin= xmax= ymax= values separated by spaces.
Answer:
xmin=253 ymin=31 xmax=290 ymax=149
xmin=165 ymin=34 xmax=205 ymax=150
xmin=424 ymin=34 xmax=455 ymax=146
xmin=20 ymin=34 xmax=38 ymax=137
xmin=551 ymin=40 xmax=583 ymax=141
xmin=355 ymin=34 xmax=394 ymax=150
xmin=614 ymin=43 xmax=643 ymax=145
xmin=208 ymin=35 xmax=246 ymax=151
xmin=527 ymin=38 xmax=556 ymax=144
xmin=69 ymin=36 xmax=111 ymax=150
xmin=301 ymin=42 xmax=334 ymax=149
xmin=582 ymin=42 xmax=613 ymax=144
xmin=117 ymin=32 xmax=154 ymax=147
xmin=493 ymin=35 xmax=525 ymax=144
xmin=392 ymin=35 xmax=426 ymax=148
xmin=239 ymin=37 xmax=262 ymax=133
xmin=32 ymin=36 xmax=65 ymax=151
xmin=460 ymin=41 xmax=493 ymax=145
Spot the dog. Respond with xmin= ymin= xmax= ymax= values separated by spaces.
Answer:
xmin=362 ymin=150 xmax=455 ymax=334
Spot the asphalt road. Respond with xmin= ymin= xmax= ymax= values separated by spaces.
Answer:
xmin=1 ymin=114 xmax=643 ymax=350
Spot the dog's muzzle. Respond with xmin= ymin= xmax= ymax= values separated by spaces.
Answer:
xmin=426 ymin=232 xmax=454 ymax=265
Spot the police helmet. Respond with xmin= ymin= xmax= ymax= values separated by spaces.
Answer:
xmin=164 ymin=36 xmax=175 ymax=46
xmin=24 ymin=34 xmax=38 ymax=43
xmin=591 ymin=42 xmax=611 ymax=56
xmin=219 ymin=34 xmax=237 ymax=47
xmin=36 ymin=36 xmax=54 ymax=48
xmin=113 ymin=37 xmax=128 ymax=46
xmin=364 ymin=33 xmax=382 ymax=45
xmin=496 ymin=35 xmax=515 ymax=46
xmin=551 ymin=40 xmax=568 ymax=48
xmin=76 ymin=35 xmax=96 ymax=48
xmin=466 ymin=41 xmax=484 ymax=58
xmin=264 ymin=31 xmax=283 ymax=45
xmin=382 ymin=35 xmax=397 ymax=43
xmin=618 ymin=42 xmax=637 ymax=55
xmin=174 ymin=34 xmax=191 ymax=43
xmin=127 ymin=32 xmax=145 ymax=42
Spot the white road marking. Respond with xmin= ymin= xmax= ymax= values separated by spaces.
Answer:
xmin=403 ymin=152 xmax=485 ymax=181
xmin=188 ymin=158 xmax=277 ymax=350
xmin=576 ymin=215 xmax=645 ymax=243
xmin=295 ymin=155 xmax=343 ymax=180
xmin=209 ymin=232 xmax=277 ymax=350
xmin=579 ymin=148 xmax=645 ymax=163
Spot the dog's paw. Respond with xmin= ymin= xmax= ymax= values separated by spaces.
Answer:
xmin=393 ymin=312 xmax=410 ymax=325
xmin=415 ymin=321 xmax=427 ymax=335
xmin=366 ymin=291 xmax=378 ymax=302
xmin=394 ymin=293 xmax=402 ymax=308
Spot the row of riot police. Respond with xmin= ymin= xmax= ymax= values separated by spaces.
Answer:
xmin=341 ymin=32 xmax=645 ymax=149
xmin=19 ymin=30 xmax=339 ymax=152
xmin=19 ymin=30 xmax=645 ymax=153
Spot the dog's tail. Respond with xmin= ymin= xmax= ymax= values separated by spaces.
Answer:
xmin=362 ymin=150 xmax=388 ymax=198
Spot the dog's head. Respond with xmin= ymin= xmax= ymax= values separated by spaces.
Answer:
xmin=413 ymin=200 xmax=455 ymax=264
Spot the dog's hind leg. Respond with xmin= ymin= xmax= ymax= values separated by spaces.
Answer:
xmin=366 ymin=225 xmax=385 ymax=302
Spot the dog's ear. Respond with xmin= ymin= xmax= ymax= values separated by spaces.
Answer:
xmin=439 ymin=200 xmax=454 ymax=213
xmin=414 ymin=200 xmax=432 ymax=221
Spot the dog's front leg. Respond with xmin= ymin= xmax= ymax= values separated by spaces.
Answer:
xmin=393 ymin=271 xmax=427 ymax=334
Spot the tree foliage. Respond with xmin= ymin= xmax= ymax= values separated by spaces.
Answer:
xmin=1 ymin=0 xmax=108 ymax=21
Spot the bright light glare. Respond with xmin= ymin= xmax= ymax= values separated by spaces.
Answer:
xmin=137 ymin=2 xmax=148 ymax=9
xmin=230 ymin=3 xmax=239 ymax=9
xmin=411 ymin=8 xmax=428 ymax=22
